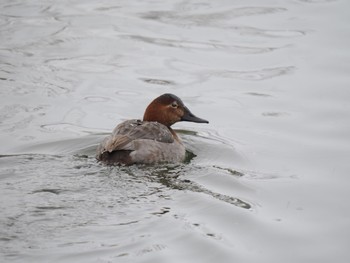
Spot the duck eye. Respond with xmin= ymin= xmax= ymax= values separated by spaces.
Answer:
xmin=171 ymin=102 xmax=178 ymax=108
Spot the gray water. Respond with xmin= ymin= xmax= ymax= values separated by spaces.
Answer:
xmin=1 ymin=0 xmax=350 ymax=262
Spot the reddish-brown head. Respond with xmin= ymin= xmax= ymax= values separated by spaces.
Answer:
xmin=143 ymin=93 xmax=209 ymax=127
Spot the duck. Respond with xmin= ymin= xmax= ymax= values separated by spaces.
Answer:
xmin=96 ymin=93 xmax=208 ymax=165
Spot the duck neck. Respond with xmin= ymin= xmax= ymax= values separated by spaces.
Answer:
xmin=168 ymin=127 xmax=182 ymax=143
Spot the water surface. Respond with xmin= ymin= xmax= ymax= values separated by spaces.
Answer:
xmin=1 ymin=0 xmax=350 ymax=262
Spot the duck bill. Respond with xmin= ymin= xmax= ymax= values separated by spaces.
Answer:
xmin=181 ymin=107 xmax=209 ymax=123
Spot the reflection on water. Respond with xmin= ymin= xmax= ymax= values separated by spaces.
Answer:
xmin=1 ymin=0 xmax=350 ymax=262
xmin=138 ymin=164 xmax=251 ymax=209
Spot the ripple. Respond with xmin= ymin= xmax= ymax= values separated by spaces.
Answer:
xmin=182 ymin=129 xmax=237 ymax=148
xmin=213 ymin=166 xmax=245 ymax=177
xmin=0 ymin=104 xmax=27 ymax=122
xmin=35 ymin=206 xmax=68 ymax=210
xmin=83 ymin=96 xmax=111 ymax=102
xmin=262 ymin=112 xmax=289 ymax=117
xmin=227 ymin=25 xmax=306 ymax=38
xmin=151 ymin=207 xmax=171 ymax=216
xmin=125 ymin=34 xmax=283 ymax=54
xmin=115 ymin=90 xmax=141 ymax=96
xmin=0 ymin=105 xmax=50 ymax=133
xmin=0 ymin=49 xmax=75 ymax=96
xmin=45 ymin=55 xmax=117 ymax=73
xmin=141 ymin=78 xmax=175 ymax=86
xmin=135 ymin=244 xmax=167 ymax=256
xmin=140 ymin=7 xmax=287 ymax=26
xmin=260 ymin=29 xmax=306 ymax=38
xmin=213 ymin=66 xmax=295 ymax=81
xmin=177 ymin=128 xmax=249 ymax=173
xmin=298 ymin=0 xmax=337 ymax=2
xmin=245 ymin=92 xmax=273 ymax=97
xmin=136 ymin=165 xmax=252 ymax=209
xmin=13 ymin=134 xmax=103 ymax=155
xmin=0 ymin=21 xmax=66 ymax=50
xmin=242 ymin=170 xmax=298 ymax=180
xmin=32 ymin=189 xmax=64 ymax=195
xmin=0 ymin=3 xmax=51 ymax=18
xmin=138 ymin=7 xmax=306 ymax=39
xmin=95 ymin=6 xmax=122 ymax=12
xmin=40 ymin=123 xmax=102 ymax=135
xmin=167 ymin=59 xmax=295 ymax=81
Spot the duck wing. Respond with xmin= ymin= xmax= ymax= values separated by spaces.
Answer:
xmin=98 ymin=119 xmax=174 ymax=154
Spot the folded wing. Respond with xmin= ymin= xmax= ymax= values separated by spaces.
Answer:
xmin=97 ymin=119 xmax=174 ymax=155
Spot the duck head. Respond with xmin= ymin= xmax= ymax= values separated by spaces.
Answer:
xmin=143 ymin=93 xmax=209 ymax=127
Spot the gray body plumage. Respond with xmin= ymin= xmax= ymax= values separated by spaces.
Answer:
xmin=96 ymin=119 xmax=185 ymax=165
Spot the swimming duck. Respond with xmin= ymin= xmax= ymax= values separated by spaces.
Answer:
xmin=96 ymin=93 xmax=208 ymax=165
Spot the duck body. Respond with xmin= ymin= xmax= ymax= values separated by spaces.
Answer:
xmin=97 ymin=119 xmax=185 ymax=165
xmin=96 ymin=94 xmax=208 ymax=165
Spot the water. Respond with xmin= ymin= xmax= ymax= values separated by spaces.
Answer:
xmin=1 ymin=0 xmax=350 ymax=262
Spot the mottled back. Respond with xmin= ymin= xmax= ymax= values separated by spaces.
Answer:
xmin=96 ymin=119 xmax=174 ymax=157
